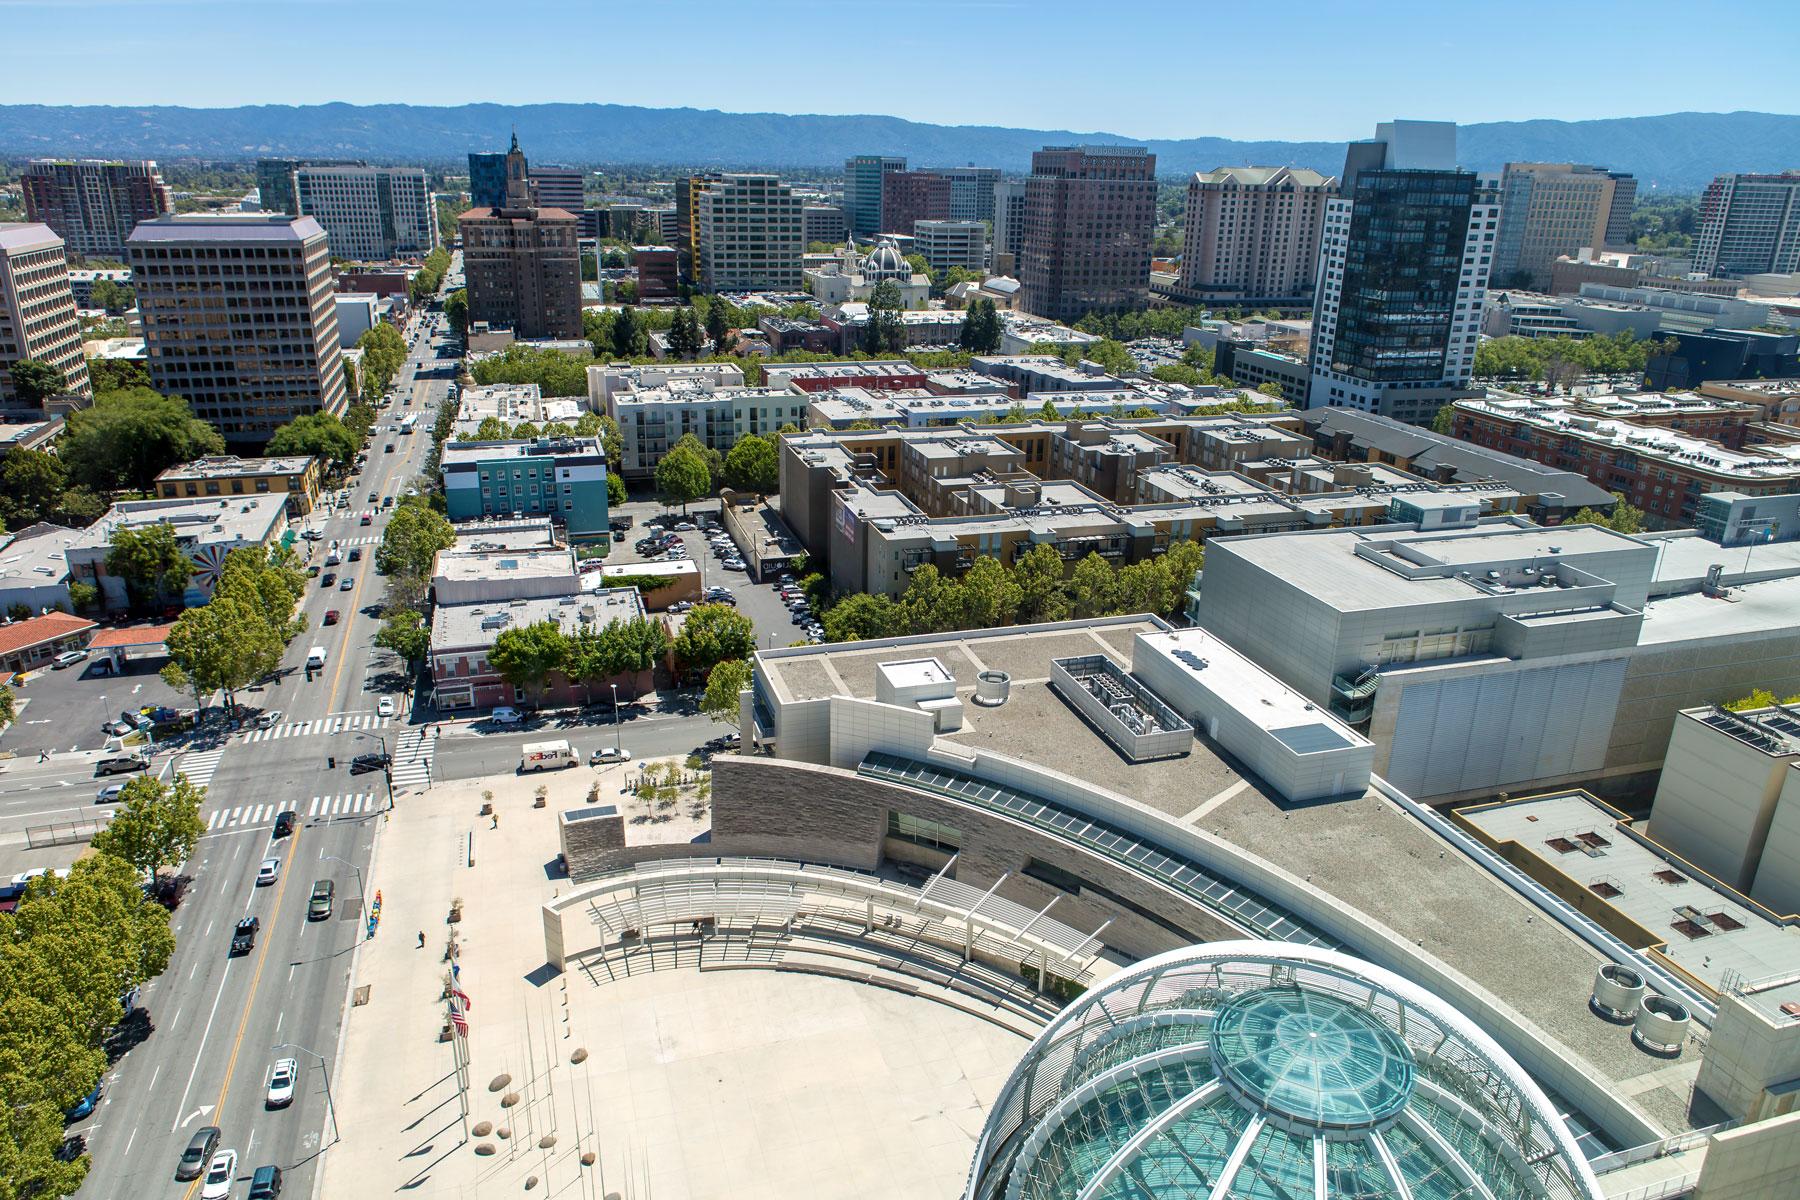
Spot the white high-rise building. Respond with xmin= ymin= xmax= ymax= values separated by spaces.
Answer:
xmin=913 ymin=220 xmax=987 ymax=274
xmin=293 ymin=165 xmax=437 ymax=261
xmin=1308 ymin=121 xmax=1498 ymax=425
xmin=696 ymin=174 xmax=803 ymax=292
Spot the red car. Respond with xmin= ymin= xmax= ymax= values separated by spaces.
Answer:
xmin=324 ymin=609 xmax=340 ymax=625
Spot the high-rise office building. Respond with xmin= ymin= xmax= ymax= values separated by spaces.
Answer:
xmin=293 ymin=166 xmax=437 ymax=260
xmin=879 ymin=170 xmax=952 ymax=237
xmin=127 ymin=214 xmax=346 ymax=442
xmin=527 ymin=166 xmax=585 ymax=213
xmin=0 ymin=223 xmax=91 ymax=415
xmin=1019 ymin=145 xmax=1156 ymax=322
xmin=1491 ymin=162 xmax=1637 ymax=289
xmin=1694 ymin=172 xmax=1800 ymax=277
xmin=458 ymin=136 xmax=582 ymax=340
xmin=802 ymin=205 xmax=848 ymax=247
xmin=696 ymin=174 xmax=804 ymax=292
xmin=20 ymin=160 xmax=172 ymax=260
xmin=843 ymin=155 xmax=905 ymax=239
xmin=925 ymin=166 xmax=1001 ymax=224
xmin=675 ymin=171 xmax=724 ymax=283
xmin=1308 ymin=121 xmax=1498 ymax=425
xmin=992 ymin=180 xmax=1027 ymax=272
xmin=1180 ymin=166 xmax=1336 ymax=305
xmin=254 ymin=158 xmax=366 ymax=217
xmin=469 ymin=151 xmax=512 ymax=210
xmin=913 ymin=220 xmax=987 ymax=274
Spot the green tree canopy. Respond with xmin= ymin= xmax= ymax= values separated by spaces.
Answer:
xmin=266 ymin=411 xmax=359 ymax=468
xmin=1013 ymin=542 xmax=1073 ymax=623
xmin=375 ymin=608 xmax=429 ymax=667
xmin=1566 ymin=491 xmax=1646 ymax=535
xmin=673 ymin=603 xmax=756 ymax=678
xmin=105 ymin=523 xmax=193 ymax=609
xmin=0 ymin=447 xmax=68 ymax=530
xmin=356 ymin=324 xmax=408 ymax=401
xmin=85 ymin=358 xmax=151 ymax=394
xmin=700 ymin=658 xmax=753 ymax=725
xmin=655 ymin=443 xmax=713 ymax=511
xmin=722 ymin=433 xmax=778 ymax=495
xmin=90 ymin=773 xmax=206 ymax=879
xmin=61 ymin=387 xmax=223 ymax=493
xmin=443 ymin=288 xmax=468 ymax=335
xmin=376 ymin=503 xmax=456 ymax=609
xmin=489 ymin=619 xmax=570 ymax=703
xmin=958 ymin=297 xmax=1002 ymax=353
xmin=822 ymin=592 xmax=901 ymax=643
xmin=7 ymin=358 xmax=65 ymax=408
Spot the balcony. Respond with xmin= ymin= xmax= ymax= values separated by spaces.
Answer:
xmin=1329 ymin=667 xmax=1379 ymax=725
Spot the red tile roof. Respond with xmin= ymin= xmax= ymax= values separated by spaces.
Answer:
xmin=0 ymin=611 xmax=96 ymax=659
xmin=87 ymin=622 xmax=177 ymax=650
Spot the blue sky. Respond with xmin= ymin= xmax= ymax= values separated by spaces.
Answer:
xmin=2 ymin=0 xmax=1796 ymax=140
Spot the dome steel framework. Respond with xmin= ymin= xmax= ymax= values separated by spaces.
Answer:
xmin=965 ymin=942 xmax=1604 ymax=1200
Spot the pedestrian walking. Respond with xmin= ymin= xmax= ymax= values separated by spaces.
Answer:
xmin=491 ymin=812 xmax=499 ymax=829
xmin=417 ymin=931 xmax=426 ymax=948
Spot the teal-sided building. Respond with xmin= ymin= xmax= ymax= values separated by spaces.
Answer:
xmin=441 ymin=436 xmax=610 ymax=543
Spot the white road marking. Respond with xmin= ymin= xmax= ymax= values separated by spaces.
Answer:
xmin=170 ymin=968 xmax=233 ymax=1131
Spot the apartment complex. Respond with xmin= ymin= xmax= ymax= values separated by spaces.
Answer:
xmin=842 ymin=155 xmax=905 ymax=238
xmin=925 ymin=165 xmax=1000 ymax=224
xmin=588 ymin=361 xmax=811 ymax=478
xmin=1019 ymin=145 xmax=1157 ymax=322
xmin=1694 ymin=171 xmax=1800 ymax=277
xmin=21 ymin=159 xmax=172 ymax=260
xmin=1492 ymin=163 xmax=1637 ymax=289
xmin=778 ymin=416 xmax=1523 ymax=598
xmin=694 ymin=174 xmax=803 ymax=292
xmin=1308 ymin=120 xmax=1497 ymax=424
xmin=912 ymin=220 xmax=986 ymax=274
xmin=991 ymin=179 xmax=1027 ymax=273
xmin=154 ymin=454 xmax=324 ymax=516
xmin=127 ymin=214 xmax=346 ymax=443
xmin=878 ymin=170 xmax=951 ymax=236
xmin=1192 ymin=511 xmax=1800 ymax=802
xmin=1450 ymin=391 xmax=1800 ymax=527
xmin=253 ymin=157 xmax=367 ymax=218
xmin=292 ymin=165 xmax=437 ymax=260
xmin=1179 ymin=166 xmax=1335 ymax=305
xmin=0 ymin=223 xmax=91 ymax=415
xmin=458 ymin=136 xmax=581 ymax=340
xmin=527 ymin=165 xmax=585 ymax=213
xmin=440 ymin=435 xmax=610 ymax=543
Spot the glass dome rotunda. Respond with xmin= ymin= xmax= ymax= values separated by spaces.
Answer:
xmin=965 ymin=942 xmax=1603 ymax=1200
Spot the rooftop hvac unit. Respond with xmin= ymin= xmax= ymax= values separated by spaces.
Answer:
xmin=973 ymin=670 xmax=1011 ymax=707
xmin=1590 ymin=963 xmax=1645 ymax=1023
xmin=1632 ymin=995 xmax=1691 ymax=1055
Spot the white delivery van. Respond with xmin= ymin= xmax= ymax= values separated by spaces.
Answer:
xmin=306 ymin=646 xmax=327 ymax=671
xmin=520 ymin=740 xmax=576 ymax=772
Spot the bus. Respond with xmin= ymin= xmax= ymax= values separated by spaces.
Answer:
xmin=398 ymin=413 xmax=419 ymax=435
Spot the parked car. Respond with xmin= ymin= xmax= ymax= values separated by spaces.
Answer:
xmin=669 ymin=601 xmax=692 ymax=614
xmin=65 ymin=1082 xmax=102 ymax=1121
xmin=722 ymin=558 xmax=747 ymax=571
xmin=673 ymin=522 xmax=696 ymax=532
xmin=95 ymin=755 xmax=148 ymax=777
xmin=308 ymin=880 xmax=334 ymax=921
xmin=590 ymin=746 xmax=631 ymax=765
xmin=201 ymin=1148 xmax=238 ymax=1200
xmin=52 ymin=650 xmax=87 ymax=669
xmin=264 ymin=1058 xmax=297 ymax=1108
xmin=101 ymin=718 xmax=134 ymax=737
xmin=176 ymin=1126 xmax=221 ymax=1181
xmin=256 ymin=857 xmax=281 ymax=886
xmin=489 ymin=706 xmax=524 ymax=725
xmin=230 ymin=917 xmax=259 ymax=956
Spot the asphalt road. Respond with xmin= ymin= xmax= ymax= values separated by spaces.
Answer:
xmin=62 ymin=308 xmax=456 ymax=1200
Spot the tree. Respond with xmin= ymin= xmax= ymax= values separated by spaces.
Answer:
xmin=90 ymin=774 xmax=206 ymax=879
xmin=376 ymin=503 xmax=456 ymax=605
xmin=607 ymin=471 xmax=628 ymax=506
xmin=8 ymin=359 xmax=64 ymax=408
xmin=60 ymin=387 xmax=223 ymax=493
xmin=1431 ymin=405 xmax=1457 ymax=435
xmin=958 ymin=556 xmax=1021 ymax=629
xmin=0 ymin=447 xmax=67 ymax=529
xmin=356 ymin=325 xmax=407 ymax=401
xmin=266 ymin=411 xmax=358 ymax=469
xmin=165 ymin=595 xmax=282 ymax=710
xmin=701 ymin=659 xmax=753 ymax=724
xmin=958 ymin=297 xmax=1002 ymax=353
xmin=489 ymin=620 xmax=570 ymax=704
xmin=1568 ymin=491 xmax=1646 ymax=535
xmin=1084 ymin=339 xmax=1138 ymax=376
xmin=1014 ymin=542 xmax=1072 ymax=624
xmin=342 ymin=401 xmax=377 ymax=442
xmin=86 ymin=358 xmax=151 ymax=393
xmin=703 ymin=297 xmax=731 ymax=351
xmin=861 ymin=280 xmax=905 ymax=354
xmin=822 ymin=592 xmax=901 ymax=643
xmin=472 ymin=416 xmax=508 ymax=441
xmin=673 ymin=603 xmax=756 ymax=679
xmin=105 ymin=523 xmax=193 ymax=610
xmin=1068 ymin=552 xmax=1120 ymax=619
xmin=375 ymin=608 xmax=429 ymax=667
xmin=1255 ymin=381 xmax=1286 ymax=401
xmin=443 ymin=288 xmax=468 ymax=336
xmin=667 ymin=307 xmax=701 ymax=359
xmin=597 ymin=616 xmax=672 ymax=697
xmin=612 ymin=306 xmax=643 ymax=358
xmin=89 ymin=278 xmax=135 ymax=314
xmin=160 ymin=661 xmax=205 ymax=714
xmin=722 ymin=433 xmax=778 ymax=495
xmin=897 ymin=564 xmax=961 ymax=635
xmin=655 ymin=443 xmax=712 ymax=512
xmin=0 ymin=685 xmax=14 ymax=727
xmin=66 ymin=581 xmax=98 ymax=613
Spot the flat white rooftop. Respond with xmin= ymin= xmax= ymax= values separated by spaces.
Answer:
xmin=1137 ymin=629 xmax=1370 ymax=750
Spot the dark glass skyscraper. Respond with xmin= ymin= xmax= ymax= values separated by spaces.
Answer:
xmin=468 ymin=150 xmax=513 ymax=211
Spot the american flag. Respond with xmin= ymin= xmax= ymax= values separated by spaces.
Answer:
xmin=450 ymin=1007 xmax=469 ymax=1037
xmin=451 ymin=985 xmax=473 ymax=1011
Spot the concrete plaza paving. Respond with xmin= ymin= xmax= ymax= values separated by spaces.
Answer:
xmin=321 ymin=762 xmax=1026 ymax=1199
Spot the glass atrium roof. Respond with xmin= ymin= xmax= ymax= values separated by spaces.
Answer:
xmin=966 ymin=943 xmax=1603 ymax=1200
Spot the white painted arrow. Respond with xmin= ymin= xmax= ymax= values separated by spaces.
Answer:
xmin=178 ymin=1105 xmax=214 ymax=1129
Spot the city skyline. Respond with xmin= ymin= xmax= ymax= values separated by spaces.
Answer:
xmin=1 ymin=0 xmax=1796 ymax=141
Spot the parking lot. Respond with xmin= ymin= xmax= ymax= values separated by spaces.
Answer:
xmin=1 ymin=648 xmax=195 ymax=759
xmin=609 ymin=500 xmax=821 ymax=651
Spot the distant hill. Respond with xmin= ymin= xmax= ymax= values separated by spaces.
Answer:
xmin=1 ymin=103 xmax=1796 ymax=190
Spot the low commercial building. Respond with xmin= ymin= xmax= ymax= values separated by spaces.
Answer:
xmin=818 ymin=304 xmax=963 ymax=352
xmin=756 ymin=315 xmax=837 ymax=355
xmin=449 ymin=383 xmax=581 ymax=438
xmin=1451 ymin=391 xmax=1800 ymax=528
xmin=0 ymin=610 xmax=96 ymax=674
xmin=428 ymin=587 xmax=647 ymax=712
xmin=430 ymin=530 xmax=578 ymax=606
xmin=0 ymin=523 xmax=75 ymax=615
xmin=761 ymin=360 xmax=925 ymax=394
xmin=64 ymin=494 xmax=290 ymax=611
xmin=996 ymin=316 xmax=1099 ymax=356
xmin=154 ymin=454 xmax=324 ymax=517
xmin=441 ymin=436 xmax=610 ymax=544
xmin=1193 ymin=510 xmax=1800 ymax=803
xmin=634 ymin=246 xmax=678 ymax=301
xmin=1212 ymin=339 xmax=1312 ymax=401
xmin=1647 ymin=705 xmax=1800 ymax=914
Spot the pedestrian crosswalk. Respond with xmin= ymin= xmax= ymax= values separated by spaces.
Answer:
xmin=201 ymin=793 xmax=379 ymax=830
xmin=206 ymin=802 xmax=296 ymax=831
xmin=390 ymin=727 xmax=436 ymax=790
xmin=242 ymin=714 xmax=391 ymax=743
xmin=306 ymin=793 xmax=378 ymax=818
xmin=334 ymin=534 xmax=381 ymax=547
xmin=175 ymin=746 xmax=227 ymax=791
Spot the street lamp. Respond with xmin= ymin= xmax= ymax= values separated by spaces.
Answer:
xmin=322 ymin=853 xmax=365 ymax=904
xmin=271 ymin=1042 xmax=339 ymax=1147
xmin=610 ymin=683 xmax=621 ymax=753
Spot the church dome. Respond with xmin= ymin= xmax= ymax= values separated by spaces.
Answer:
xmin=863 ymin=239 xmax=910 ymax=281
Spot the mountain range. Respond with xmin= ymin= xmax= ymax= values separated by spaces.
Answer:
xmin=2 ymin=104 xmax=1798 ymax=191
